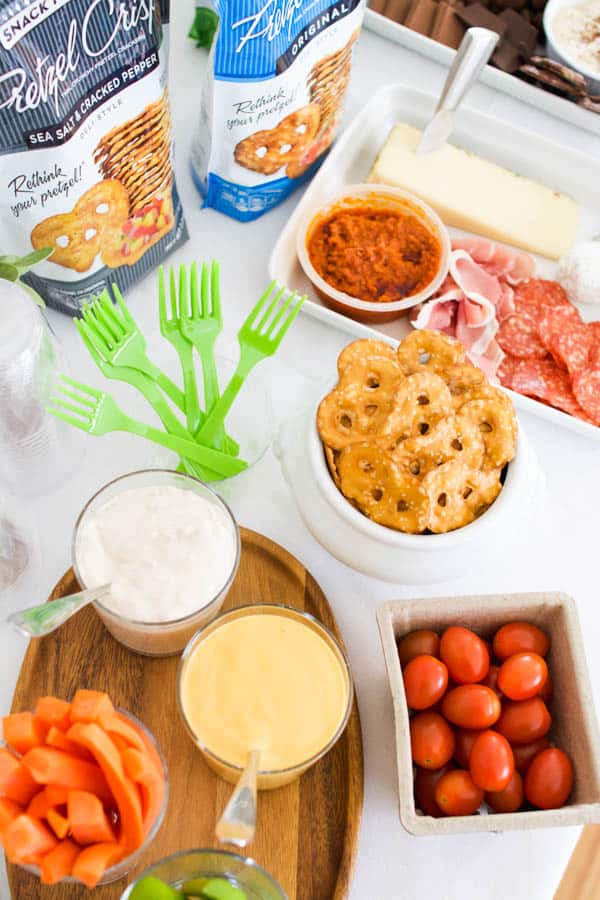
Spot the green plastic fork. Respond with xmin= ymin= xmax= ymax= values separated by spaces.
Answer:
xmin=158 ymin=266 xmax=202 ymax=434
xmin=48 ymin=376 xmax=247 ymax=479
xmin=195 ymin=282 xmax=305 ymax=447
xmin=178 ymin=261 xmax=236 ymax=455
xmin=82 ymin=287 xmax=185 ymax=413
xmin=75 ymin=317 xmax=226 ymax=482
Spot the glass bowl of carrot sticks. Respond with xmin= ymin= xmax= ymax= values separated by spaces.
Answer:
xmin=0 ymin=689 xmax=168 ymax=888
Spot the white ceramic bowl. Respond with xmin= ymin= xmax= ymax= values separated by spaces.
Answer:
xmin=277 ymin=401 xmax=544 ymax=584
xmin=544 ymin=0 xmax=600 ymax=95
xmin=296 ymin=184 xmax=451 ymax=324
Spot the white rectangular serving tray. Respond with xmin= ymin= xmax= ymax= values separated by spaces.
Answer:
xmin=268 ymin=83 xmax=600 ymax=440
xmin=377 ymin=592 xmax=600 ymax=835
xmin=364 ymin=7 xmax=600 ymax=138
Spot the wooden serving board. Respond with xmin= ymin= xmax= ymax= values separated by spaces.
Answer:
xmin=8 ymin=528 xmax=363 ymax=900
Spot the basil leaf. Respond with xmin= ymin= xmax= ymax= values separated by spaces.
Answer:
xmin=188 ymin=7 xmax=219 ymax=49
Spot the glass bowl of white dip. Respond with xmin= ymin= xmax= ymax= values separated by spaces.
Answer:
xmin=72 ymin=469 xmax=241 ymax=656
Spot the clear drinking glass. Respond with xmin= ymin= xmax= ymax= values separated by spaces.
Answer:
xmin=0 ymin=282 xmax=79 ymax=496
xmin=121 ymin=849 xmax=287 ymax=900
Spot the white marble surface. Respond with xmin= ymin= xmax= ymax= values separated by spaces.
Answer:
xmin=1 ymin=3 xmax=600 ymax=898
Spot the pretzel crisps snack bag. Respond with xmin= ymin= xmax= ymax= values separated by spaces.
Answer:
xmin=0 ymin=0 xmax=187 ymax=314
xmin=191 ymin=0 xmax=366 ymax=221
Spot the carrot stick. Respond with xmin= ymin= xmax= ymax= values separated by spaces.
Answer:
xmin=21 ymin=747 xmax=113 ymax=805
xmin=34 ymin=697 xmax=71 ymax=732
xmin=2 ymin=713 xmax=46 ymax=755
xmin=40 ymin=838 xmax=80 ymax=885
xmin=0 ymin=748 xmax=39 ymax=806
xmin=98 ymin=713 xmax=146 ymax=753
xmin=46 ymin=726 xmax=93 ymax=760
xmin=47 ymin=808 xmax=69 ymax=840
xmin=68 ymin=790 xmax=115 ymax=845
xmin=67 ymin=723 xmax=144 ymax=851
xmin=0 ymin=799 xmax=23 ymax=834
xmin=1 ymin=814 xmax=58 ymax=864
xmin=70 ymin=690 xmax=114 ymax=725
xmin=71 ymin=841 xmax=121 ymax=889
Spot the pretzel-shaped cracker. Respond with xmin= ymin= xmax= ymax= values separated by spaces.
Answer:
xmin=444 ymin=364 xmax=495 ymax=410
xmin=337 ymin=339 xmax=398 ymax=372
xmin=234 ymin=104 xmax=320 ymax=176
xmin=457 ymin=395 xmax=517 ymax=470
xmin=424 ymin=461 xmax=503 ymax=533
xmin=74 ymin=179 xmax=130 ymax=232
xmin=31 ymin=212 xmax=100 ymax=273
xmin=337 ymin=442 xmax=431 ymax=533
xmin=317 ymin=384 xmax=394 ymax=450
xmin=380 ymin=371 xmax=453 ymax=448
xmin=337 ymin=356 xmax=405 ymax=403
xmin=397 ymin=330 xmax=466 ymax=376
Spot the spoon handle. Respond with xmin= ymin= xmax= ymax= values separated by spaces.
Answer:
xmin=7 ymin=584 xmax=111 ymax=638
xmin=215 ymin=749 xmax=260 ymax=847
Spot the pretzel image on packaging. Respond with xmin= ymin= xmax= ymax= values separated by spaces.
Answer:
xmin=191 ymin=0 xmax=366 ymax=222
xmin=0 ymin=0 xmax=187 ymax=314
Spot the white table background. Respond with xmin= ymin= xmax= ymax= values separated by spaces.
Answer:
xmin=2 ymin=4 xmax=600 ymax=898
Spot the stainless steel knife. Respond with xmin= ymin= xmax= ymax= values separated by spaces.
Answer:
xmin=416 ymin=28 xmax=500 ymax=156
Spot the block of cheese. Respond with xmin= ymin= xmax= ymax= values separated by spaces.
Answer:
xmin=368 ymin=123 xmax=579 ymax=260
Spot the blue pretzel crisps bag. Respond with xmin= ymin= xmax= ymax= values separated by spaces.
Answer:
xmin=191 ymin=0 xmax=366 ymax=221
xmin=0 ymin=0 xmax=187 ymax=314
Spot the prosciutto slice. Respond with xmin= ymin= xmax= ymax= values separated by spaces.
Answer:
xmin=451 ymin=237 xmax=536 ymax=285
xmin=411 ymin=240 xmax=536 ymax=381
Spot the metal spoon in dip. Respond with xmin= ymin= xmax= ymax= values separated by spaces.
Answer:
xmin=7 ymin=584 xmax=111 ymax=638
xmin=215 ymin=748 xmax=260 ymax=848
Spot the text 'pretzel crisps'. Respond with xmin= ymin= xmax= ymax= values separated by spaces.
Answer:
xmin=317 ymin=333 xmax=518 ymax=534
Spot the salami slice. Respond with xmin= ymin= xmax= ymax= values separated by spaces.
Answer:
xmin=498 ymin=354 xmax=593 ymax=421
xmin=513 ymin=279 xmax=571 ymax=320
xmin=497 ymin=313 xmax=549 ymax=359
xmin=549 ymin=325 xmax=593 ymax=376
xmin=538 ymin=305 xmax=582 ymax=359
xmin=572 ymin=344 xmax=600 ymax=425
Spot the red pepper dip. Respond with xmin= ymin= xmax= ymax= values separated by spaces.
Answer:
xmin=308 ymin=204 xmax=442 ymax=303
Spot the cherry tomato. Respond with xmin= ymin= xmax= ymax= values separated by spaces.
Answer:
xmin=434 ymin=769 xmax=483 ymax=816
xmin=410 ymin=711 xmax=455 ymax=770
xmin=441 ymin=685 xmax=501 ymax=730
xmin=497 ymin=653 xmax=548 ymax=701
xmin=496 ymin=698 xmax=551 ymax=745
xmin=524 ymin=748 xmax=573 ymax=810
xmin=485 ymin=770 xmax=524 ymax=813
xmin=481 ymin=664 xmax=502 ymax=699
xmin=511 ymin=738 xmax=550 ymax=773
xmin=539 ymin=671 xmax=553 ymax=704
xmin=469 ymin=730 xmax=514 ymax=792
xmin=493 ymin=622 xmax=549 ymax=660
xmin=440 ymin=626 xmax=490 ymax=684
xmin=403 ymin=655 xmax=448 ymax=710
xmin=397 ymin=630 xmax=440 ymax=668
xmin=453 ymin=729 xmax=483 ymax=769
xmin=414 ymin=764 xmax=454 ymax=817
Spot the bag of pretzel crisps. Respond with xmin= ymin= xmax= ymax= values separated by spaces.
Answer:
xmin=0 ymin=0 xmax=188 ymax=315
xmin=190 ymin=0 xmax=366 ymax=221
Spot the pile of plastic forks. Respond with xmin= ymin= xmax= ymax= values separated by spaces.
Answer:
xmin=48 ymin=262 xmax=305 ymax=482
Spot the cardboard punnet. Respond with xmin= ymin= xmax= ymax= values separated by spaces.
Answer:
xmin=377 ymin=591 xmax=600 ymax=835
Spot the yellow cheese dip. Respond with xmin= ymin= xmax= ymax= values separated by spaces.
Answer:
xmin=179 ymin=608 xmax=351 ymax=776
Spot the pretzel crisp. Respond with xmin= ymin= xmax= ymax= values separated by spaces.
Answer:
xmin=31 ymin=212 xmax=100 ymax=272
xmin=74 ymin=179 xmax=130 ymax=233
xmin=317 ymin=332 xmax=518 ymax=534
xmin=234 ymin=104 xmax=320 ymax=177
xmin=397 ymin=329 xmax=466 ymax=376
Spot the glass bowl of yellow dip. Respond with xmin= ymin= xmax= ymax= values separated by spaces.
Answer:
xmin=177 ymin=604 xmax=353 ymax=790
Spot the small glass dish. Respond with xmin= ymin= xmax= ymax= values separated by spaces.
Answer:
xmin=177 ymin=603 xmax=354 ymax=790
xmin=72 ymin=469 xmax=241 ymax=656
xmin=296 ymin=183 xmax=451 ymax=324
xmin=121 ymin=848 xmax=287 ymax=900
xmin=20 ymin=709 xmax=168 ymax=887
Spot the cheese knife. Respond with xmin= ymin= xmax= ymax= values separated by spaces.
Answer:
xmin=416 ymin=28 xmax=500 ymax=156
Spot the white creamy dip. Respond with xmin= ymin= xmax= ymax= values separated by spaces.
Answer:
xmin=551 ymin=0 xmax=600 ymax=76
xmin=76 ymin=485 xmax=237 ymax=622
